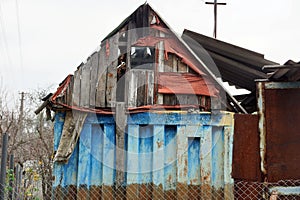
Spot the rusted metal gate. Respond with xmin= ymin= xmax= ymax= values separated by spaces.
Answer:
xmin=232 ymin=81 xmax=300 ymax=198
xmin=53 ymin=111 xmax=234 ymax=199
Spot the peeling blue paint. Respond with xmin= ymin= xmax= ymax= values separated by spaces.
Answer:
xmin=53 ymin=111 xmax=234 ymax=193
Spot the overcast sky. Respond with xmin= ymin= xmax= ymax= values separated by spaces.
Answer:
xmin=0 ymin=0 xmax=299 ymax=102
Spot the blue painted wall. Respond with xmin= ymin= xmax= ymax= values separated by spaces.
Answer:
xmin=53 ymin=111 xmax=234 ymax=193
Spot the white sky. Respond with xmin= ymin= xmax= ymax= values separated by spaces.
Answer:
xmin=0 ymin=0 xmax=299 ymax=101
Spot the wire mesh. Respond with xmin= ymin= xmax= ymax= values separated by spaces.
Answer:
xmin=0 ymin=179 xmax=299 ymax=199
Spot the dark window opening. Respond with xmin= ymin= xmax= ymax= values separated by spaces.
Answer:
xmin=130 ymin=46 xmax=155 ymax=69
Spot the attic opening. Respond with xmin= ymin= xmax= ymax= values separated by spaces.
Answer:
xmin=130 ymin=46 xmax=155 ymax=69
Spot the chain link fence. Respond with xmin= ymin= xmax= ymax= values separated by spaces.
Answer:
xmin=0 ymin=178 xmax=299 ymax=199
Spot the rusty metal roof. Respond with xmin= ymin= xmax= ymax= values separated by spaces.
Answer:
xmin=264 ymin=60 xmax=300 ymax=81
xmin=182 ymin=29 xmax=278 ymax=92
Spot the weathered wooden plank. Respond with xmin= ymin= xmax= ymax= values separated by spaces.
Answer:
xmin=177 ymin=95 xmax=188 ymax=105
xmin=164 ymin=53 xmax=173 ymax=72
xmin=156 ymin=32 xmax=165 ymax=104
xmin=127 ymin=70 xmax=138 ymax=107
xmin=136 ymin=70 xmax=146 ymax=107
xmin=106 ymin=34 xmax=119 ymax=107
xmin=146 ymin=70 xmax=154 ymax=105
xmin=187 ymin=94 xmax=199 ymax=105
xmin=66 ymin=76 xmax=73 ymax=106
xmin=72 ymin=68 xmax=81 ymax=106
xmin=89 ymin=51 xmax=99 ymax=107
xmin=96 ymin=47 xmax=107 ymax=107
xmin=163 ymin=94 xmax=176 ymax=105
xmin=80 ymin=60 xmax=91 ymax=108
xmin=115 ymin=102 xmax=126 ymax=199
xmin=178 ymin=60 xmax=188 ymax=73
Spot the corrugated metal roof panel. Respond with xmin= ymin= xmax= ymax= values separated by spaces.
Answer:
xmin=182 ymin=29 xmax=278 ymax=92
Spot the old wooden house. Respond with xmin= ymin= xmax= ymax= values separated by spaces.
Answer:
xmin=36 ymin=3 xmax=246 ymax=199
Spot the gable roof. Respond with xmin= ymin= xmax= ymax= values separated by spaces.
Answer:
xmin=37 ymin=3 xmax=249 ymax=114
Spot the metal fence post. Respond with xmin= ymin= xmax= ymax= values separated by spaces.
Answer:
xmin=9 ymin=154 xmax=14 ymax=200
xmin=0 ymin=133 xmax=8 ymax=200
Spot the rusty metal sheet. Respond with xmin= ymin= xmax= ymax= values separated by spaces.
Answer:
xmin=264 ymin=88 xmax=300 ymax=182
xmin=232 ymin=114 xmax=261 ymax=181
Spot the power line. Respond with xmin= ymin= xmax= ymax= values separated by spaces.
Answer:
xmin=0 ymin=0 xmax=13 ymax=68
xmin=15 ymin=0 xmax=23 ymax=73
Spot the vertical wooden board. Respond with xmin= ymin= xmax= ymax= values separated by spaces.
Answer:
xmin=77 ymin=123 xmax=92 ymax=199
xmin=80 ymin=60 xmax=91 ymax=108
xmin=72 ymin=69 xmax=81 ymax=106
xmin=172 ymin=55 xmax=178 ymax=72
xmin=106 ymin=33 xmax=119 ymax=107
xmin=211 ymin=126 xmax=224 ymax=199
xmin=54 ymin=112 xmax=66 ymax=151
xmin=156 ymin=38 xmax=164 ymax=104
xmin=66 ymin=76 xmax=73 ymax=106
xmin=164 ymin=53 xmax=173 ymax=72
xmin=177 ymin=95 xmax=188 ymax=105
xmin=96 ymin=48 xmax=107 ymax=107
xmin=187 ymin=94 xmax=199 ymax=105
xmin=176 ymin=125 xmax=188 ymax=200
xmin=127 ymin=71 xmax=137 ymax=107
xmin=146 ymin=70 xmax=154 ymax=105
xmin=136 ymin=70 xmax=146 ymax=107
xmin=163 ymin=94 xmax=176 ymax=105
xmin=178 ymin=61 xmax=188 ymax=73
xmin=200 ymin=126 xmax=212 ymax=199
xmin=106 ymin=62 xmax=117 ymax=107
xmin=89 ymin=52 xmax=99 ymax=107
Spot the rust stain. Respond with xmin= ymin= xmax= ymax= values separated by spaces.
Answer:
xmin=264 ymin=88 xmax=300 ymax=181
xmin=108 ymin=73 xmax=113 ymax=77
xmin=156 ymin=140 xmax=163 ymax=148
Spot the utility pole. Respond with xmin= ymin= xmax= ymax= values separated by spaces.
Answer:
xmin=205 ymin=0 xmax=226 ymax=38
xmin=19 ymin=92 xmax=25 ymax=135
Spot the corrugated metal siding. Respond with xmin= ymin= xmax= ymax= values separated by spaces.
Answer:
xmin=53 ymin=111 xmax=234 ymax=199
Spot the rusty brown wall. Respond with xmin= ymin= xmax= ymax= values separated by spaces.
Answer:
xmin=232 ymin=114 xmax=261 ymax=181
xmin=264 ymin=88 xmax=300 ymax=181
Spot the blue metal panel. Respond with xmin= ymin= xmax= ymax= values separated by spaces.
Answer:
xmin=211 ymin=127 xmax=224 ymax=190
xmin=188 ymin=138 xmax=200 ymax=185
xmin=127 ymin=124 xmax=139 ymax=184
xmin=63 ymin=142 xmax=79 ymax=187
xmin=77 ymin=123 xmax=92 ymax=188
xmin=90 ymin=124 xmax=103 ymax=186
xmin=139 ymin=125 xmax=153 ymax=183
xmin=152 ymin=125 xmax=165 ymax=186
xmin=53 ymin=111 xmax=234 ymax=197
xmin=164 ymin=126 xmax=177 ymax=190
xmin=102 ymin=124 xmax=116 ymax=186
xmin=53 ymin=112 xmax=66 ymax=151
